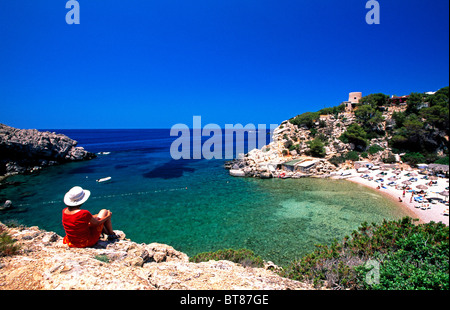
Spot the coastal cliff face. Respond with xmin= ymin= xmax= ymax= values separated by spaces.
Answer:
xmin=225 ymin=117 xmax=346 ymax=179
xmin=226 ymin=101 xmax=447 ymax=179
xmin=0 ymin=123 xmax=96 ymax=176
xmin=0 ymin=222 xmax=314 ymax=290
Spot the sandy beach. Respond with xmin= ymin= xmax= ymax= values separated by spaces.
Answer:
xmin=339 ymin=168 xmax=449 ymax=226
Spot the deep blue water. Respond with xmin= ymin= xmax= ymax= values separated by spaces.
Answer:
xmin=0 ymin=129 xmax=410 ymax=266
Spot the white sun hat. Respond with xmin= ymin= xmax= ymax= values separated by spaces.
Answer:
xmin=64 ymin=186 xmax=91 ymax=207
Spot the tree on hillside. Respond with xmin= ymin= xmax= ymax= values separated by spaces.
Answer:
xmin=306 ymin=137 xmax=326 ymax=158
xmin=359 ymin=93 xmax=389 ymax=108
xmin=289 ymin=112 xmax=320 ymax=129
xmin=420 ymin=87 xmax=449 ymax=133
xmin=354 ymin=105 xmax=385 ymax=136
xmin=391 ymin=111 xmax=406 ymax=129
xmin=420 ymin=104 xmax=449 ymax=133
xmin=434 ymin=86 xmax=449 ymax=98
xmin=339 ymin=123 xmax=368 ymax=151
xmin=405 ymin=92 xmax=424 ymax=115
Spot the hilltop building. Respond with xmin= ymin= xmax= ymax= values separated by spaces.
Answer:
xmin=348 ymin=92 xmax=362 ymax=103
xmin=389 ymin=95 xmax=409 ymax=105
xmin=341 ymin=92 xmax=362 ymax=112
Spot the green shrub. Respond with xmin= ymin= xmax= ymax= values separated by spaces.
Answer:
xmin=94 ymin=254 xmax=110 ymax=263
xmin=329 ymin=155 xmax=346 ymax=167
xmin=284 ymin=139 xmax=293 ymax=149
xmin=368 ymin=144 xmax=384 ymax=155
xmin=0 ymin=227 xmax=20 ymax=257
xmin=359 ymin=234 xmax=449 ymax=290
xmin=280 ymin=217 xmax=449 ymax=290
xmin=435 ymin=156 xmax=449 ymax=165
xmin=190 ymin=248 xmax=264 ymax=268
xmin=382 ymin=154 xmax=397 ymax=164
xmin=345 ymin=151 xmax=360 ymax=161
xmin=306 ymin=137 xmax=326 ymax=158
xmin=289 ymin=112 xmax=320 ymax=129
xmin=402 ymin=152 xmax=426 ymax=165
xmin=288 ymin=143 xmax=300 ymax=152
xmin=318 ymin=105 xmax=345 ymax=116
xmin=339 ymin=123 xmax=368 ymax=151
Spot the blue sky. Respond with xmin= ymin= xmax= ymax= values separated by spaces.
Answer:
xmin=0 ymin=0 xmax=448 ymax=129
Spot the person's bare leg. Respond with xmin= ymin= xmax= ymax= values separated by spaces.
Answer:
xmin=97 ymin=209 xmax=114 ymax=235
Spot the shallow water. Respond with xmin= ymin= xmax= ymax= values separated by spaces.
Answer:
xmin=0 ymin=129 xmax=410 ymax=266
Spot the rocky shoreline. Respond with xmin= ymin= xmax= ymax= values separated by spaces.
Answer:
xmin=0 ymin=123 xmax=96 ymax=178
xmin=223 ymin=107 xmax=414 ymax=180
xmin=0 ymin=221 xmax=315 ymax=290
xmin=224 ymin=120 xmax=342 ymax=179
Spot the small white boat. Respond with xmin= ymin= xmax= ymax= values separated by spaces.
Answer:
xmin=229 ymin=169 xmax=245 ymax=177
xmin=98 ymin=152 xmax=111 ymax=155
xmin=96 ymin=177 xmax=112 ymax=183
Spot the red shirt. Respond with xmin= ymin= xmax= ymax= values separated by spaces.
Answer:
xmin=62 ymin=208 xmax=103 ymax=248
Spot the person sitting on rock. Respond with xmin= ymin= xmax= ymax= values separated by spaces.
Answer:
xmin=62 ymin=186 xmax=118 ymax=248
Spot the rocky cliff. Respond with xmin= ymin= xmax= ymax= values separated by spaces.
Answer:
xmin=0 ymin=123 xmax=96 ymax=176
xmin=225 ymin=105 xmax=421 ymax=179
xmin=0 ymin=222 xmax=314 ymax=290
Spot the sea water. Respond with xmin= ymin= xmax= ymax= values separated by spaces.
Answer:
xmin=0 ymin=129 xmax=410 ymax=266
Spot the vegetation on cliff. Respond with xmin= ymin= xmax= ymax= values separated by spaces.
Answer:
xmin=287 ymin=86 xmax=449 ymax=166
xmin=190 ymin=248 xmax=265 ymax=268
xmin=389 ymin=87 xmax=449 ymax=163
xmin=0 ymin=225 xmax=20 ymax=257
xmin=280 ymin=217 xmax=449 ymax=290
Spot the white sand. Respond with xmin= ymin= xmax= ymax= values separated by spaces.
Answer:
xmin=336 ymin=169 xmax=449 ymax=226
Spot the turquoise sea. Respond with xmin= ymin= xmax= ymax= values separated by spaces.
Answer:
xmin=0 ymin=129 xmax=410 ymax=266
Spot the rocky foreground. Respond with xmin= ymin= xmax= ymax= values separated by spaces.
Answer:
xmin=0 ymin=123 xmax=96 ymax=177
xmin=0 ymin=222 xmax=314 ymax=290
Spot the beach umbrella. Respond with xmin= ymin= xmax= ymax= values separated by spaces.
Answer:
xmin=416 ymin=185 xmax=428 ymax=190
xmin=429 ymin=176 xmax=438 ymax=180
xmin=440 ymin=190 xmax=449 ymax=195
xmin=388 ymin=177 xmax=397 ymax=181
xmin=402 ymin=180 xmax=411 ymax=185
xmin=410 ymin=172 xmax=418 ymax=176
xmin=439 ymin=190 xmax=449 ymax=202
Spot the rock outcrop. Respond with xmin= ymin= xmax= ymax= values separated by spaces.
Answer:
xmin=0 ymin=123 xmax=96 ymax=176
xmin=0 ymin=222 xmax=314 ymax=290
xmin=225 ymin=106 xmax=416 ymax=179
